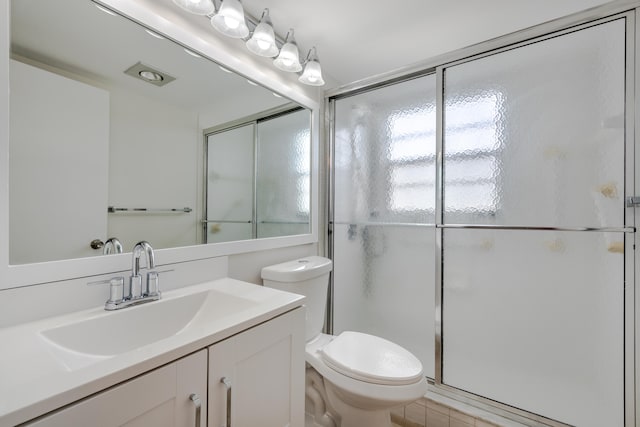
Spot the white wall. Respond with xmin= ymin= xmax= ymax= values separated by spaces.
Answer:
xmin=9 ymin=59 xmax=110 ymax=264
xmin=107 ymin=87 xmax=200 ymax=251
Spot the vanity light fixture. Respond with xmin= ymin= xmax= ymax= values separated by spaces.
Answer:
xmin=219 ymin=65 xmax=233 ymax=73
xmin=298 ymin=47 xmax=325 ymax=86
xmin=247 ymin=79 xmax=258 ymax=86
xmin=172 ymin=0 xmax=325 ymax=86
xmin=211 ymin=0 xmax=249 ymax=39
xmin=246 ymin=9 xmax=279 ymax=57
xmin=273 ymin=29 xmax=302 ymax=72
xmin=172 ymin=0 xmax=215 ymax=16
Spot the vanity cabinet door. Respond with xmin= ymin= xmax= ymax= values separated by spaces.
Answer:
xmin=26 ymin=350 xmax=207 ymax=427
xmin=208 ymin=308 xmax=305 ymax=427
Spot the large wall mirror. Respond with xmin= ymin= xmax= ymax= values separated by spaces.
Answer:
xmin=8 ymin=0 xmax=313 ymax=268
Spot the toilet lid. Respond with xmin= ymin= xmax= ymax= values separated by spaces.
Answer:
xmin=319 ymin=331 xmax=424 ymax=385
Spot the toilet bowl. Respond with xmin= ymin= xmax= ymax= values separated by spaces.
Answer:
xmin=261 ymin=256 xmax=427 ymax=427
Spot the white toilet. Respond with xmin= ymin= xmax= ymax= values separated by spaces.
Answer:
xmin=261 ymin=256 xmax=427 ymax=427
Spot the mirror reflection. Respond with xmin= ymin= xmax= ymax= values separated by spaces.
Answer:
xmin=9 ymin=0 xmax=311 ymax=265
xmin=205 ymin=108 xmax=310 ymax=243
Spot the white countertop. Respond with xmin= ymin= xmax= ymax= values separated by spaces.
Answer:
xmin=0 ymin=278 xmax=304 ymax=426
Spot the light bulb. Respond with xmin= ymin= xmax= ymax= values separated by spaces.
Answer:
xmin=224 ymin=16 xmax=240 ymax=29
xmin=257 ymin=39 xmax=271 ymax=50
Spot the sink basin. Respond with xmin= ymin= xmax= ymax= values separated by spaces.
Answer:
xmin=0 ymin=277 xmax=305 ymax=426
xmin=40 ymin=288 xmax=257 ymax=361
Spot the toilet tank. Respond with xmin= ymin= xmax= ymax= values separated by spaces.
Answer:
xmin=261 ymin=256 xmax=333 ymax=341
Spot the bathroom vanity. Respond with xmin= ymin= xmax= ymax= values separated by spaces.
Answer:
xmin=0 ymin=278 xmax=305 ymax=426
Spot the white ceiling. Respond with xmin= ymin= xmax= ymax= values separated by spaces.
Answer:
xmin=12 ymin=0 xmax=620 ymax=97
xmin=240 ymin=0 xmax=616 ymax=88
xmin=11 ymin=0 xmax=289 ymax=122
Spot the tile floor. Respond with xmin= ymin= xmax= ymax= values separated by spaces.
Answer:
xmin=391 ymin=398 xmax=502 ymax=427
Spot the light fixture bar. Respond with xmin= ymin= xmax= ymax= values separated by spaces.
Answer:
xmin=173 ymin=0 xmax=325 ymax=86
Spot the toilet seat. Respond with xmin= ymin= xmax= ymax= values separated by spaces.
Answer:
xmin=305 ymin=333 xmax=427 ymax=408
xmin=319 ymin=331 xmax=423 ymax=386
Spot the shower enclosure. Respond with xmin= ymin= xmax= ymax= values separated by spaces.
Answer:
xmin=328 ymin=11 xmax=633 ymax=427
xmin=205 ymin=108 xmax=311 ymax=243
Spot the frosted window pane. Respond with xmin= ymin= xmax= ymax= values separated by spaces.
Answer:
xmin=442 ymin=229 xmax=624 ymax=427
xmin=443 ymin=19 xmax=625 ymax=227
xmin=334 ymin=75 xmax=437 ymax=224
xmin=256 ymin=109 xmax=311 ymax=235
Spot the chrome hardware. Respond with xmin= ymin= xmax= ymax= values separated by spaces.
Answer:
xmin=108 ymin=206 xmax=192 ymax=213
xmin=189 ymin=393 xmax=202 ymax=427
xmin=89 ymin=242 xmax=162 ymax=311
xmin=146 ymin=271 xmax=160 ymax=297
xmin=221 ymin=377 xmax=232 ymax=427
xmin=627 ymin=196 xmax=640 ymax=207
xmin=127 ymin=241 xmax=156 ymax=300
xmin=90 ymin=239 xmax=104 ymax=250
xmin=437 ymin=224 xmax=635 ymax=233
xmin=106 ymin=277 xmax=124 ymax=306
xmin=87 ymin=277 xmax=125 ymax=310
xmin=201 ymin=220 xmax=252 ymax=224
xmin=103 ymin=237 xmax=123 ymax=255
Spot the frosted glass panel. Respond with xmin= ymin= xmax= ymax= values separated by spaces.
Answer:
xmin=442 ymin=229 xmax=624 ymax=427
xmin=333 ymin=224 xmax=436 ymax=378
xmin=206 ymin=124 xmax=254 ymax=243
xmin=256 ymin=109 xmax=310 ymax=236
xmin=333 ymin=74 xmax=437 ymax=378
xmin=443 ymin=19 xmax=625 ymax=227
xmin=206 ymin=223 xmax=252 ymax=244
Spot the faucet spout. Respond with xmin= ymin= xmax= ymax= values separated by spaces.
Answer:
xmin=132 ymin=241 xmax=155 ymax=276
xmin=103 ymin=237 xmax=123 ymax=255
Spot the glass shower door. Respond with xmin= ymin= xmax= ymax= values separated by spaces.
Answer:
xmin=205 ymin=124 xmax=255 ymax=243
xmin=332 ymin=74 xmax=437 ymax=378
xmin=256 ymin=109 xmax=311 ymax=238
xmin=441 ymin=17 xmax=627 ymax=427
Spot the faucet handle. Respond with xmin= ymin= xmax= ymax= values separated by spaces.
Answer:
xmin=146 ymin=271 xmax=160 ymax=297
xmin=88 ymin=276 xmax=125 ymax=309
xmin=107 ymin=277 xmax=125 ymax=304
xmin=144 ymin=269 xmax=173 ymax=298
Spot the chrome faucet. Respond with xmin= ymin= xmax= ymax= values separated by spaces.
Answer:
xmin=89 ymin=241 xmax=162 ymax=310
xmin=102 ymin=237 xmax=123 ymax=255
xmin=128 ymin=241 xmax=157 ymax=300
